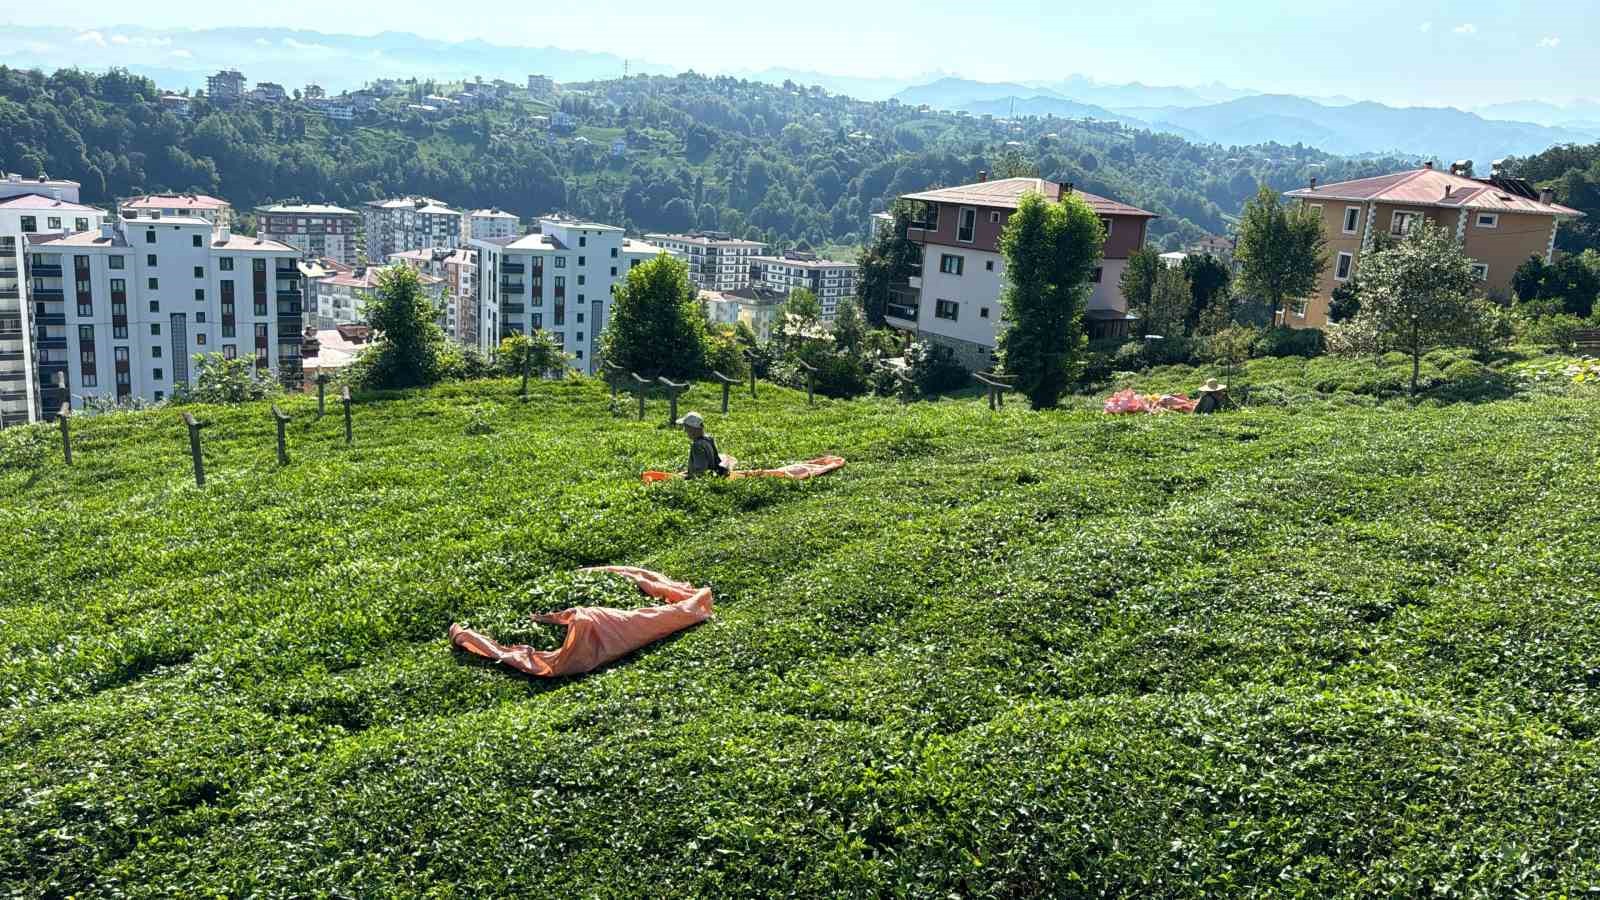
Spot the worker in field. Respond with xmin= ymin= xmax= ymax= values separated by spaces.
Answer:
xmin=678 ymin=411 xmax=732 ymax=478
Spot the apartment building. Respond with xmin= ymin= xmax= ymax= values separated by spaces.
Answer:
xmin=1283 ymin=162 xmax=1584 ymax=327
xmin=207 ymin=69 xmax=246 ymax=106
xmin=0 ymin=195 xmax=109 ymax=425
xmin=309 ymin=264 xmax=444 ymax=331
xmin=25 ymin=215 xmax=304 ymax=412
xmin=642 ymin=231 xmax=766 ymax=291
xmin=362 ymin=197 xmax=464 ymax=263
xmin=886 ymin=176 xmax=1157 ymax=370
xmin=122 ymin=194 xmax=233 ymax=229
xmin=701 ymin=288 xmax=786 ymax=342
xmin=467 ymin=208 xmax=520 ymax=242
xmin=471 ymin=218 xmax=662 ymax=373
xmin=749 ymin=251 xmax=860 ymax=319
xmin=1 ymin=172 xmax=81 ymax=203
xmin=257 ymin=203 xmax=361 ymax=265
xmin=527 ymin=74 xmax=555 ymax=98
xmin=389 ymin=248 xmax=477 ymax=344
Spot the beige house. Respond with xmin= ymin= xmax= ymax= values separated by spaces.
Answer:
xmin=1283 ymin=162 xmax=1582 ymax=327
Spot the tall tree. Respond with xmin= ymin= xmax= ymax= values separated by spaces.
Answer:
xmin=1144 ymin=266 xmax=1193 ymax=339
xmin=1179 ymin=252 xmax=1232 ymax=330
xmin=856 ymin=202 xmax=921 ymax=325
xmin=599 ymin=253 xmax=709 ymax=379
xmin=831 ymin=296 xmax=868 ymax=357
xmin=1234 ymin=185 xmax=1328 ymax=324
xmin=1119 ymin=246 xmax=1162 ymax=328
xmin=1334 ymin=221 xmax=1481 ymax=395
xmin=996 ymin=191 xmax=1104 ymax=409
xmin=360 ymin=266 xmax=451 ymax=389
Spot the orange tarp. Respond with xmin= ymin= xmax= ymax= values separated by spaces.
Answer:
xmin=642 ymin=455 xmax=846 ymax=483
xmin=1103 ymin=389 xmax=1198 ymax=414
xmin=447 ymin=566 xmax=713 ymax=677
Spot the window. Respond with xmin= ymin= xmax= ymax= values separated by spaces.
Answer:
xmin=147 ymin=254 xmax=158 ymax=267
xmin=110 ymin=256 xmax=125 ymax=270
xmin=194 ymin=288 xmax=206 ymax=302
xmin=193 ymin=266 xmax=204 ymax=278
xmin=577 ymin=275 xmax=585 ymax=286
xmin=554 ymin=257 xmax=566 ymax=268
xmin=154 ymin=390 xmax=165 ymax=401
xmin=985 ymin=260 xmax=995 ymax=272
xmin=79 ymin=325 xmax=94 ymax=342
xmin=577 ymin=256 xmax=585 ymax=266
xmin=48 ymin=216 xmax=61 ymax=229
xmin=76 ymin=218 xmax=89 ymax=232
xmin=151 ymin=323 xmax=161 ymax=336
xmin=192 ymin=235 xmax=203 ymax=247
xmin=957 ymin=208 xmax=976 ymax=243
xmin=1470 ymin=262 xmax=1489 ymax=281
xmin=149 ymin=276 xmax=160 ymax=290
xmin=579 ymin=236 xmax=587 ymax=247
xmin=1100 ymin=217 xmax=1114 ymax=236
xmin=1091 ymin=267 xmax=1103 ymax=283
xmin=610 ymin=266 xmax=617 ymax=276
xmin=980 ymin=307 xmax=990 ymax=318
xmin=934 ymin=299 xmax=959 ymax=321
xmin=576 ymin=312 xmax=585 ymax=324
xmin=1291 ymin=298 xmax=1307 ymax=318
xmin=114 ymin=325 xmax=127 ymax=339
xmin=631 ymin=259 xmax=641 ymax=269
xmin=989 ymin=211 xmax=1001 ymax=223
xmin=148 ymin=300 xmax=159 ymax=313
xmin=145 ymin=230 xmax=156 ymax=244
xmin=153 ymin=368 xmax=163 ymax=381
xmin=610 ymin=247 xmax=618 ymax=258
xmin=1343 ymin=207 xmax=1362 ymax=234
xmin=1475 ymin=213 xmax=1499 ymax=229
xmin=196 ymin=312 xmax=206 ymax=323
xmin=223 ymin=345 xmax=236 ymax=359
xmin=195 ymin=333 xmax=207 ymax=346
xmin=20 ymin=216 xmax=36 ymax=232
xmin=220 ymin=257 xmax=234 ymax=271
xmin=1390 ymin=211 xmax=1422 ymax=237
xmin=576 ymin=332 xmax=584 ymax=341
xmin=939 ymin=254 xmax=964 ymax=276
xmin=1334 ymin=252 xmax=1354 ymax=281
xmin=152 ymin=346 xmax=162 ymax=358
xmin=911 ymin=203 xmax=939 ymax=230
xmin=575 ymin=350 xmax=584 ymax=359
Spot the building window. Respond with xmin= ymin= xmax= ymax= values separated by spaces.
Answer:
xmin=577 ymin=275 xmax=585 ymax=286
xmin=1475 ymin=213 xmax=1499 ymax=229
xmin=579 ymin=236 xmax=587 ymax=247
xmin=554 ymin=257 xmax=566 ymax=268
xmin=1470 ymin=262 xmax=1489 ymax=281
xmin=980 ymin=307 xmax=990 ymax=318
xmin=153 ymin=368 xmax=163 ymax=380
xmin=1390 ymin=211 xmax=1422 ymax=237
xmin=48 ymin=216 xmax=61 ymax=229
xmin=575 ymin=350 xmax=583 ymax=359
xmin=151 ymin=323 xmax=161 ymax=335
xmin=223 ymin=344 xmax=236 ymax=359
xmin=989 ymin=211 xmax=1001 ymax=223
xmin=1091 ymin=267 xmax=1103 ymax=283
xmin=939 ymin=254 xmax=964 ymax=276
xmin=75 ymin=218 xmax=89 ymax=232
xmin=194 ymin=288 xmax=205 ymax=301
xmin=1334 ymin=252 xmax=1354 ymax=281
xmin=194 ymin=266 xmax=205 ymax=278
xmin=220 ymin=257 xmax=234 ymax=271
xmin=196 ymin=333 xmax=207 ymax=346
xmin=20 ymin=216 xmax=36 ymax=232
xmin=934 ymin=299 xmax=959 ymax=321
xmin=196 ymin=312 xmax=206 ymax=323
xmin=192 ymin=235 xmax=203 ymax=247
xmin=1100 ymin=217 xmax=1114 ymax=236
xmin=149 ymin=300 xmax=159 ymax=313
xmin=957 ymin=208 xmax=976 ymax=243
xmin=147 ymin=254 xmax=158 ymax=266
xmin=152 ymin=346 xmax=162 ymax=358
xmin=145 ymin=230 xmax=156 ymax=244
xmin=610 ymin=266 xmax=617 ymax=276
xmin=109 ymin=256 xmax=124 ymax=270
xmin=1343 ymin=207 xmax=1361 ymax=234
xmin=985 ymin=260 xmax=995 ymax=272
xmin=610 ymin=247 xmax=618 ymax=258
xmin=577 ymin=256 xmax=585 ymax=266
xmin=1291 ymin=298 xmax=1307 ymax=318
xmin=148 ymin=277 xmax=159 ymax=290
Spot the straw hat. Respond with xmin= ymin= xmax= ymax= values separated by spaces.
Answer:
xmin=1197 ymin=378 xmax=1227 ymax=393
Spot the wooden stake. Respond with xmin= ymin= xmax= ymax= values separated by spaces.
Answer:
xmin=341 ymin=386 xmax=353 ymax=444
xmin=272 ymin=403 xmax=290 ymax=465
xmin=57 ymin=403 xmax=72 ymax=465
xmin=181 ymin=412 xmax=207 ymax=487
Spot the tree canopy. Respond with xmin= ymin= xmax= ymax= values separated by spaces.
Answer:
xmin=599 ymin=253 xmax=709 ymax=378
xmin=1235 ymin=185 xmax=1329 ymax=321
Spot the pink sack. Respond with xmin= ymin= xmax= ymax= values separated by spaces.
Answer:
xmin=1156 ymin=393 xmax=1198 ymax=413
xmin=448 ymin=566 xmax=713 ymax=677
xmin=1104 ymin=390 xmax=1197 ymax=415
xmin=643 ymin=455 xmax=845 ymax=483
xmin=1103 ymin=389 xmax=1149 ymax=414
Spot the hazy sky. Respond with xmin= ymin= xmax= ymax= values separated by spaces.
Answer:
xmin=3 ymin=0 xmax=1592 ymax=105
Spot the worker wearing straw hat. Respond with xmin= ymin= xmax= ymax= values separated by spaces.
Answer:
xmin=1195 ymin=378 xmax=1229 ymax=414
xmin=678 ymin=411 xmax=732 ymax=478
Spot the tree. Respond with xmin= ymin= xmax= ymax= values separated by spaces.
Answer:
xmin=359 ymin=266 xmax=451 ymax=389
xmin=1512 ymin=251 xmax=1600 ymax=317
xmin=1144 ymin=266 xmax=1193 ymax=338
xmin=831 ymin=296 xmax=868 ymax=357
xmin=990 ymin=146 xmax=1039 ymax=179
xmin=1180 ymin=252 xmax=1232 ymax=331
xmin=497 ymin=332 xmax=568 ymax=385
xmin=1334 ymin=221 xmax=1481 ymax=395
xmin=856 ymin=202 xmax=921 ymax=325
xmin=1328 ymin=277 xmax=1362 ymax=323
xmin=1234 ymin=185 xmax=1328 ymax=324
xmin=996 ymin=191 xmax=1105 ymax=409
xmin=599 ymin=253 xmax=709 ymax=378
xmin=173 ymin=352 xmax=281 ymax=404
xmin=1119 ymin=247 xmax=1162 ymax=328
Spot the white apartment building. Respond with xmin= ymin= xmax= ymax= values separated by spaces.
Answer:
xmin=310 ymin=264 xmax=444 ymax=331
xmin=1 ymin=193 xmax=108 ymax=425
xmin=207 ymin=70 xmax=246 ymax=106
xmin=122 ymin=194 xmax=233 ymax=229
xmin=27 ymin=215 xmax=304 ymax=410
xmin=749 ymin=251 xmax=860 ymax=319
xmin=467 ymin=208 xmax=520 ymax=242
xmin=1 ymin=172 xmax=81 ymax=203
xmin=471 ymin=218 xmax=662 ymax=373
xmin=389 ymin=248 xmax=477 ymax=345
xmin=641 ymin=231 xmax=766 ymax=291
xmin=257 ymin=203 xmax=361 ymax=265
xmin=362 ymin=197 xmax=464 ymax=263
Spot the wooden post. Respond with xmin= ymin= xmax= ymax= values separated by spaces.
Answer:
xmin=629 ymin=373 xmax=652 ymax=421
xmin=882 ymin=365 xmax=914 ymax=405
xmin=973 ymin=371 xmax=1016 ymax=411
xmin=657 ymin=377 xmax=690 ymax=427
xmin=181 ymin=412 xmax=207 ymax=487
xmin=519 ymin=350 xmax=533 ymax=398
xmin=272 ymin=403 xmax=290 ymax=466
xmin=57 ymin=403 xmax=72 ymax=465
xmin=797 ymin=360 xmax=818 ymax=405
xmin=602 ymin=361 xmax=623 ymax=405
xmin=341 ymin=386 xmax=353 ymax=444
xmin=711 ymin=371 xmax=740 ymax=414
xmin=743 ymin=349 xmax=757 ymax=398
xmin=315 ymin=373 xmax=329 ymax=418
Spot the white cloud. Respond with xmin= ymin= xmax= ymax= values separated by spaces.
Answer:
xmin=74 ymin=30 xmax=107 ymax=48
xmin=256 ymin=38 xmax=271 ymax=46
xmin=1419 ymin=22 xmax=1433 ymax=33
xmin=282 ymin=37 xmax=333 ymax=53
xmin=1538 ymin=36 xmax=1561 ymax=48
xmin=1453 ymin=23 xmax=1477 ymax=35
xmin=170 ymin=49 xmax=193 ymax=59
xmin=111 ymin=34 xmax=129 ymax=45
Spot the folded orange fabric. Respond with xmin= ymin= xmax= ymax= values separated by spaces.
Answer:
xmin=447 ymin=566 xmax=713 ymax=677
xmin=642 ymin=455 xmax=846 ymax=483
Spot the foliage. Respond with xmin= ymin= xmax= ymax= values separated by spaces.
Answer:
xmin=1234 ymin=185 xmax=1329 ymax=321
xmin=1179 ymin=252 xmax=1233 ymax=331
xmin=996 ymin=191 xmax=1105 ymax=409
xmin=705 ymin=325 xmax=750 ymax=380
xmin=1508 ymin=142 xmax=1600 ymax=253
xmin=599 ymin=253 xmax=709 ymax=378
xmin=1144 ymin=265 xmax=1193 ymax=339
xmin=1513 ymin=311 xmax=1589 ymax=351
xmin=356 ymin=266 xmax=453 ymax=390
xmin=830 ymin=296 xmax=868 ymax=357
xmin=902 ymin=340 xmax=967 ymax=396
xmin=1255 ymin=325 xmax=1326 ymax=359
xmin=1511 ymin=251 xmax=1600 ymax=317
xmin=1118 ymin=246 xmax=1162 ymax=325
xmin=172 ymin=353 xmax=282 ymax=405
xmin=1328 ymin=276 xmax=1362 ymax=323
xmin=989 ymin=145 xmax=1039 ymax=179
xmin=855 ymin=202 xmax=922 ymax=325
xmin=496 ymin=332 xmax=569 ymax=378
xmin=1199 ymin=324 xmax=1262 ymax=373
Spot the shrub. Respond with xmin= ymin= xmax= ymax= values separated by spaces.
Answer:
xmin=357 ymin=266 xmax=454 ymax=390
xmin=1515 ymin=312 xmax=1586 ymax=351
xmin=1256 ymin=326 xmax=1325 ymax=358
xmin=172 ymin=353 xmax=282 ymax=405
xmin=904 ymin=340 xmax=967 ymax=396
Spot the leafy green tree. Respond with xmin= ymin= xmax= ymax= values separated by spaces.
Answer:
xmin=856 ymin=203 xmax=920 ymax=325
xmin=1179 ymin=252 xmax=1232 ymax=330
xmin=497 ymin=331 xmax=568 ymax=382
xmin=1335 ymin=221 xmax=1481 ymax=395
xmin=990 ymin=146 xmax=1039 ymax=179
xmin=599 ymin=253 xmax=709 ymax=378
xmin=174 ymin=352 xmax=281 ymax=404
xmin=1234 ymin=185 xmax=1328 ymax=324
xmin=1512 ymin=252 xmax=1600 ymax=317
xmin=1328 ymin=277 xmax=1362 ymax=323
xmin=359 ymin=266 xmax=452 ymax=389
xmin=1144 ymin=266 xmax=1193 ymax=338
xmin=831 ymin=296 xmax=868 ymax=357
xmin=996 ymin=191 xmax=1105 ymax=409
xmin=1119 ymin=247 xmax=1162 ymax=326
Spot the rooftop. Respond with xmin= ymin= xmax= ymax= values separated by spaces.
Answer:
xmin=365 ymin=197 xmax=461 ymax=215
xmin=2 ymin=172 xmax=80 ymax=189
xmin=123 ymin=194 xmax=230 ymax=211
xmin=324 ymin=265 xmax=442 ymax=289
xmin=470 ymin=208 xmax=519 ymax=219
xmin=752 ymin=253 xmax=858 ymax=269
xmin=900 ymin=177 xmax=1158 ymax=219
xmin=1285 ymin=167 xmax=1583 ymax=216
xmin=257 ymin=203 xmax=359 ymax=216
xmin=0 ymin=193 xmax=100 ymax=213
xmin=643 ymin=231 xmax=767 ymax=247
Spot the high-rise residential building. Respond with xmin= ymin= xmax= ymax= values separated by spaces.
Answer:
xmin=207 ymin=69 xmax=246 ymax=106
xmin=310 ymin=264 xmax=444 ymax=331
xmin=0 ymin=193 xmax=108 ymax=425
xmin=256 ymin=203 xmax=361 ymax=265
xmin=470 ymin=218 xmax=662 ymax=372
xmin=361 ymin=197 xmax=464 ymax=263
xmin=1 ymin=172 xmax=81 ymax=204
xmin=887 ymin=175 xmax=1157 ymax=370
xmin=527 ymin=75 xmax=555 ymax=98
xmin=122 ymin=194 xmax=233 ymax=229
xmin=24 ymin=214 xmax=304 ymax=411
xmin=642 ymin=231 xmax=767 ymax=291
xmin=389 ymin=248 xmax=478 ymax=344
xmin=467 ymin=208 xmax=520 ymax=242
xmin=250 ymin=82 xmax=287 ymax=104
xmin=1282 ymin=161 xmax=1585 ymax=327
xmin=749 ymin=251 xmax=861 ymax=319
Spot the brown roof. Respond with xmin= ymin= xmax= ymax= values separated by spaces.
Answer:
xmin=901 ymin=177 xmax=1158 ymax=219
xmin=1285 ymin=168 xmax=1582 ymax=216
xmin=124 ymin=194 xmax=230 ymax=211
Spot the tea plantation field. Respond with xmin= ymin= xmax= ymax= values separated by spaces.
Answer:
xmin=4 ymin=378 xmax=1600 ymax=896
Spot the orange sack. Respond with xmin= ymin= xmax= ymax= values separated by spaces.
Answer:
xmin=447 ymin=566 xmax=713 ymax=677
xmin=642 ymin=455 xmax=846 ymax=483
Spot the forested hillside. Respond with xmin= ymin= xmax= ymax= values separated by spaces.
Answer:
xmin=1508 ymin=142 xmax=1600 ymax=253
xmin=1 ymin=66 xmax=1417 ymax=250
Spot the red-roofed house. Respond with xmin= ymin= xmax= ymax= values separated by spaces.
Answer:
xmin=887 ymin=175 xmax=1157 ymax=369
xmin=1283 ymin=162 xmax=1583 ymax=326
xmin=121 ymin=194 xmax=234 ymax=229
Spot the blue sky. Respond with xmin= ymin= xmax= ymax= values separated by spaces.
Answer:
xmin=3 ymin=0 xmax=1592 ymax=106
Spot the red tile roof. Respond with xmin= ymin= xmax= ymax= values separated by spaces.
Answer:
xmin=901 ymin=177 xmax=1157 ymax=218
xmin=1285 ymin=168 xmax=1582 ymax=216
xmin=123 ymin=194 xmax=230 ymax=211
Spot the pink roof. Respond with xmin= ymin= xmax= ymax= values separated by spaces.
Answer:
xmin=1286 ymin=168 xmax=1582 ymax=216
xmin=212 ymin=233 xmax=297 ymax=252
xmin=124 ymin=194 xmax=230 ymax=211
xmin=0 ymin=193 xmax=100 ymax=213
xmin=901 ymin=177 xmax=1157 ymax=219
xmin=324 ymin=267 xmax=441 ymax=289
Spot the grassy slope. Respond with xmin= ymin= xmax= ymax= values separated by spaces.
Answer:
xmin=3 ymin=379 xmax=1600 ymax=896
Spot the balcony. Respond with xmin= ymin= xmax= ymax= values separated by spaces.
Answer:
xmin=0 ymin=350 xmax=23 ymax=362
xmin=30 ymin=264 xmax=62 ymax=278
xmin=0 ymin=266 xmax=16 ymax=278
xmin=885 ymin=302 xmax=920 ymax=323
xmin=502 ymin=261 xmax=525 ymax=274
xmin=502 ymin=302 xmax=525 ymax=314
xmin=36 ymin=314 xmax=66 ymax=326
xmin=0 ymin=289 xmax=17 ymax=300
xmin=31 ymin=288 xmax=64 ymax=301
xmin=277 ymin=289 xmax=303 ymax=301
xmin=36 ymin=336 xmax=67 ymax=349
xmin=499 ymin=281 xmax=525 ymax=293
xmin=277 ymin=300 xmax=303 ymax=317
